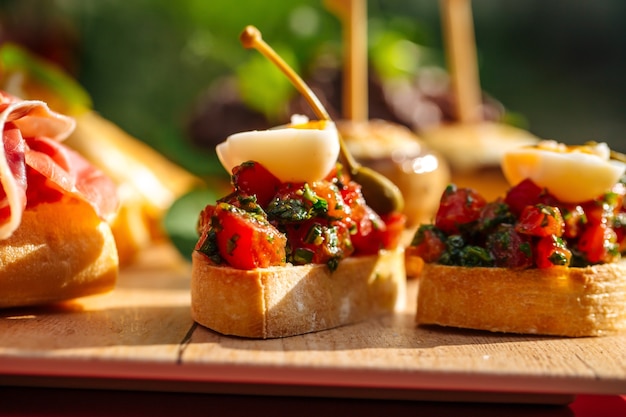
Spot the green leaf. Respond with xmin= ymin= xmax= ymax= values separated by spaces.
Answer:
xmin=236 ymin=46 xmax=298 ymax=122
xmin=0 ymin=43 xmax=92 ymax=113
xmin=163 ymin=188 xmax=220 ymax=261
xmin=369 ymin=31 xmax=436 ymax=80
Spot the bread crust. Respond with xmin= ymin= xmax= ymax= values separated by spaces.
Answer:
xmin=0 ymin=198 xmax=118 ymax=308
xmin=416 ymin=262 xmax=626 ymax=337
xmin=191 ymin=248 xmax=406 ymax=339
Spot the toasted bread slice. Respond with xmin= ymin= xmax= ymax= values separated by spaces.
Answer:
xmin=416 ymin=263 xmax=626 ymax=337
xmin=191 ymin=248 xmax=406 ymax=339
xmin=0 ymin=198 xmax=118 ymax=308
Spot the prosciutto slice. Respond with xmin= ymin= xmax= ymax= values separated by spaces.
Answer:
xmin=0 ymin=91 xmax=118 ymax=239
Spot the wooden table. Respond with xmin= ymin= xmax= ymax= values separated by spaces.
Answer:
xmin=0 ymin=243 xmax=625 ymax=408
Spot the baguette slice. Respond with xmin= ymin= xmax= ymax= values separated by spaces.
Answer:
xmin=416 ymin=263 xmax=626 ymax=337
xmin=191 ymin=248 xmax=406 ymax=339
xmin=0 ymin=198 xmax=119 ymax=308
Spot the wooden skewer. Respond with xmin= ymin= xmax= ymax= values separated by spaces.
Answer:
xmin=240 ymin=26 xmax=330 ymax=121
xmin=240 ymin=25 xmax=403 ymax=214
xmin=325 ymin=0 xmax=368 ymax=122
xmin=440 ymin=0 xmax=482 ymax=123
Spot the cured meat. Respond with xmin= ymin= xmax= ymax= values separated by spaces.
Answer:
xmin=0 ymin=123 xmax=27 ymax=230
xmin=0 ymin=91 xmax=119 ymax=239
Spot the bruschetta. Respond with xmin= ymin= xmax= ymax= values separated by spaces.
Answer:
xmin=407 ymin=140 xmax=626 ymax=337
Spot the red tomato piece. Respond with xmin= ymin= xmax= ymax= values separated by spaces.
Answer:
xmin=581 ymin=186 xmax=625 ymax=227
xmin=615 ymin=221 xmax=626 ymax=253
xmin=434 ymin=185 xmax=486 ymax=234
xmin=534 ymin=235 xmax=572 ymax=268
xmin=196 ymin=204 xmax=216 ymax=235
xmin=581 ymin=199 xmax=614 ymax=226
xmin=378 ymin=212 xmax=407 ymax=250
xmin=476 ymin=198 xmax=515 ymax=232
xmin=515 ymin=205 xmax=565 ymax=237
xmin=309 ymin=180 xmax=345 ymax=221
xmin=213 ymin=203 xmax=286 ymax=269
xmin=349 ymin=208 xmax=406 ymax=254
xmin=325 ymin=162 xmax=349 ymax=184
xmin=409 ymin=225 xmax=447 ymax=263
xmin=231 ymin=161 xmax=281 ymax=207
xmin=282 ymin=219 xmax=354 ymax=266
xmin=561 ymin=204 xmax=586 ymax=239
xmin=337 ymin=178 xmax=363 ymax=209
xmin=504 ymin=178 xmax=544 ymax=216
xmin=577 ymin=222 xmax=619 ymax=264
xmin=328 ymin=176 xmax=406 ymax=255
xmin=348 ymin=205 xmax=383 ymax=254
xmin=610 ymin=182 xmax=626 ymax=215
xmin=486 ymin=224 xmax=533 ymax=268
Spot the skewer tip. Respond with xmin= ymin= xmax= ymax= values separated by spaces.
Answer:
xmin=240 ymin=25 xmax=261 ymax=49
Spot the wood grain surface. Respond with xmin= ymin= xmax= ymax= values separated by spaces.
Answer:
xmin=0 ymin=243 xmax=624 ymax=402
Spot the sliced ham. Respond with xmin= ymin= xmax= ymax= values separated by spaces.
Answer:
xmin=0 ymin=91 xmax=119 ymax=239
xmin=25 ymin=136 xmax=119 ymax=219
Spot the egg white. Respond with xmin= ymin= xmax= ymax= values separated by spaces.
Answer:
xmin=502 ymin=141 xmax=626 ymax=203
xmin=216 ymin=118 xmax=340 ymax=183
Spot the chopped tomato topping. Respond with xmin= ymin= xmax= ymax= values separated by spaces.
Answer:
xmin=231 ymin=161 xmax=281 ymax=207
xmin=561 ymin=204 xmax=586 ymax=239
xmin=486 ymin=224 xmax=533 ymax=268
xmin=577 ymin=222 xmax=619 ymax=264
xmin=515 ymin=205 xmax=564 ymax=237
xmin=504 ymin=178 xmax=560 ymax=216
xmin=435 ymin=185 xmax=486 ymax=234
xmin=504 ymin=178 xmax=544 ymax=216
xmin=282 ymin=219 xmax=352 ymax=269
xmin=534 ymin=235 xmax=572 ymax=268
xmin=195 ymin=161 xmax=405 ymax=270
xmin=204 ymin=202 xmax=287 ymax=270
xmin=477 ymin=199 xmax=515 ymax=233
xmin=410 ymin=177 xmax=626 ymax=269
xmin=409 ymin=224 xmax=446 ymax=263
xmin=377 ymin=212 xmax=407 ymax=250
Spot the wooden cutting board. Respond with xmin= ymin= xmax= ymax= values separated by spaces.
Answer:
xmin=0 ymin=243 xmax=624 ymax=404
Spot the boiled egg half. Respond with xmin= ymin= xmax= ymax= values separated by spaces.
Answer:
xmin=216 ymin=115 xmax=340 ymax=183
xmin=501 ymin=140 xmax=626 ymax=203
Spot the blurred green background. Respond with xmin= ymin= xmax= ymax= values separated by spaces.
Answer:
xmin=1 ymin=0 xmax=625 ymax=179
